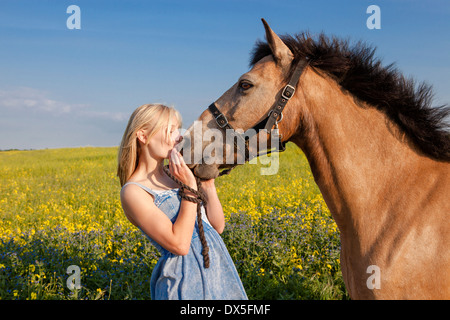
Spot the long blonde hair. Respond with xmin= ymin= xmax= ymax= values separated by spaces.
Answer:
xmin=117 ymin=104 xmax=182 ymax=187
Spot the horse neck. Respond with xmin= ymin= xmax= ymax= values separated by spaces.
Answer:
xmin=290 ymin=68 xmax=432 ymax=245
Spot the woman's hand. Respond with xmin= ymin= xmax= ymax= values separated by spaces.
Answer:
xmin=168 ymin=148 xmax=197 ymax=190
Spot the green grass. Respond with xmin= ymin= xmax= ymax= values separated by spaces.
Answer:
xmin=0 ymin=143 xmax=348 ymax=299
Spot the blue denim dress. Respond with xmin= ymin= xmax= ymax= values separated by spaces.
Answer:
xmin=123 ymin=182 xmax=248 ymax=300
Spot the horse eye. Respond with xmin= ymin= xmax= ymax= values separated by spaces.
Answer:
xmin=239 ymin=81 xmax=253 ymax=91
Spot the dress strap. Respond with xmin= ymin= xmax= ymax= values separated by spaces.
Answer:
xmin=122 ymin=181 xmax=158 ymax=197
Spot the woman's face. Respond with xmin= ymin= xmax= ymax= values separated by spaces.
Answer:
xmin=146 ymin=119 xmax=182 ymax=160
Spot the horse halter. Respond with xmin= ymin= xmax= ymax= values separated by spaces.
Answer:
xmin=207 ymin=59 xmax=309 ymax=176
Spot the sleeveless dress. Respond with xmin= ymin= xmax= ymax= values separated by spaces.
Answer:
xmin=122 ymin=182 xmax=248 ymax=300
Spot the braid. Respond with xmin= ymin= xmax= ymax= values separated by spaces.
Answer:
xmin=162 ymin=165 xmax=210 ymax=268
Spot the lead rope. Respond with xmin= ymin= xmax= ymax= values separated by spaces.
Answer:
xmin=162 ymin=165 xmax=210 ymax=268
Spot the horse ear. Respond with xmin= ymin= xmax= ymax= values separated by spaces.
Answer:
xmin=261 ymin=18 xmax=294 ymax=69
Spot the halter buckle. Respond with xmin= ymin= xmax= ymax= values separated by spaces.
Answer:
xmin=215 ymin=114 xmax=229 ymax=128
xmin=282 ymin=84 xmax=296 ymax=100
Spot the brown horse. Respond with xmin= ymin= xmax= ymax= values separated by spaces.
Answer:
xmin=180 ymin=19 xmax=450 ymax=299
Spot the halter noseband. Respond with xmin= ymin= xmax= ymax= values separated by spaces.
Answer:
xmin=208 ymin=59 xmax=308 ymax=176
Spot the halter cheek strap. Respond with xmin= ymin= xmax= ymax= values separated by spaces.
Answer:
xmin=262 ymin=59 xmax=309 ymax=132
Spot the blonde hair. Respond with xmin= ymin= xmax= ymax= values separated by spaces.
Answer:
xmin=117 ymin=104 xmax=182 ymax=187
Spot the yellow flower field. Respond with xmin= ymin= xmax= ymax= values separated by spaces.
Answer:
xmin=0 ymin=143 xmax=347 ymax=299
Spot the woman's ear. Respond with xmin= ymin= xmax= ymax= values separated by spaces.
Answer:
xmin=136 ymin=129 xmax=148 ymax=144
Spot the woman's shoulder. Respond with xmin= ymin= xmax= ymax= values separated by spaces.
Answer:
xmin=121 ymin=181 xmax=157 ymax=202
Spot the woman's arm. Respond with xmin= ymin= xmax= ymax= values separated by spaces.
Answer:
xmin=121 ymin=185 xmax=197 ymax=255
xmin=120 ymin=149 xmax=199 ymax=256
xmin=202 ymin=179 xmax=225 ymax=234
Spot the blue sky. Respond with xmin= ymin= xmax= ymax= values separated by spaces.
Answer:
xmin=0 ymin=0 xmax=449 ymax=149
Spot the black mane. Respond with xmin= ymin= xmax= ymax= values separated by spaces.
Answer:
xmin=250 ymin=32 xmax=450 ymax=161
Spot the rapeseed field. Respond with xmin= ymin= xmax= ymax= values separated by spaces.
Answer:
xmin=0 ymin=143 xmax=348 ymax=299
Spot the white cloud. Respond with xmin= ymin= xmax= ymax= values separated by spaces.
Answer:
xmin=0 ymin=87 xmax=73 ymax=114
xmin=0 ymin=86 xmax=129 ymax=149
xmin=0 ymin=86 xmax=127 ymax=122
xmin=77 ymin=110 xmax=128 ymax=122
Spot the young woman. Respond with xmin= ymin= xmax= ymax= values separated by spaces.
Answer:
xmin=117 ymin=104 xmax=247 ymax=300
